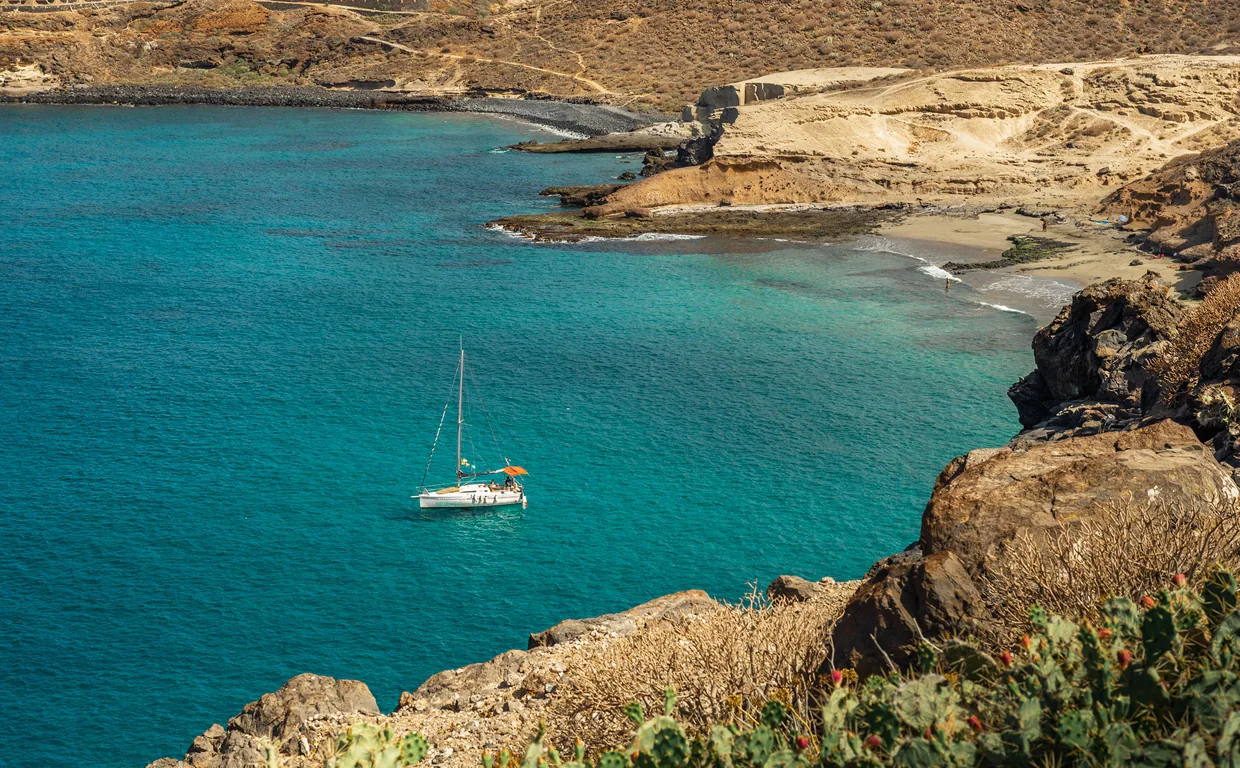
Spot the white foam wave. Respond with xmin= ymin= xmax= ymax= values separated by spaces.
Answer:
xmin=918 ymin=264 xmax=962 ymax=282
xmin=485 ymin=223 xmax=534 ymax=240
xmin=851 ymin=235 xmax=963 ymax=282
xmin=980 ymin=274 xmax=1077 ymax=307
xmin=579 ymin=232 xmax=708 ymax=243
xmin=976 ymin=301 xmax=1032 ymax=316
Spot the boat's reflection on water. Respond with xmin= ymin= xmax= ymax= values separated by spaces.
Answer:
xmin=405 ymin=504 xmax=527 ymax=527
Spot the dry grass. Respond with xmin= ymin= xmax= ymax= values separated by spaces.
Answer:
xmin=545 ymin=584 xmax=855 ymax=750
xmin=983 ymin=496 xmax=1240 ymax=641
xmin=1153 ymin=273 xmax=1240 ymax=402
xmin=11 ymin=0 xmax=1240 ymax=110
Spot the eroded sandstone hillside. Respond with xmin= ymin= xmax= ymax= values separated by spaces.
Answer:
xmin=595 ymin=57 xmax=1240 ymax=213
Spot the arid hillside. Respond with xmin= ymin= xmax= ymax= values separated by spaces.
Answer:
xmin=595 ymin=56 xmax=1240 ymax=212
xmin=5 ymin=0 xmax=1240 ymax=110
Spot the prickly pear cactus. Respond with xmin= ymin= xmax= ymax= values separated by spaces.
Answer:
xmin=329 ymin=723 xmax=431 ymax=768
xmin=499 ymin=571 xmax=1240 ymax=768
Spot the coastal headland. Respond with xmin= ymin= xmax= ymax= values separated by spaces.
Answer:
xmin=6 ymin=0 xmax=1240 ymax=764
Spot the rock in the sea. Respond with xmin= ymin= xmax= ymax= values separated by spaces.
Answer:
xmin=766 ymin=574 xmax=824 ymax=603
xmin=528 ymin=590 xmax=717 ymax=648
xmin=166 ymin=674 xmax=379 ymax=768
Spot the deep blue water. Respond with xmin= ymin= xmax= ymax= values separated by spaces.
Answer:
xmin=0 ymin=105 xmax=1035 ymax=767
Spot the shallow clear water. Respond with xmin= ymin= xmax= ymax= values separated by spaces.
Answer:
xmin=0 ymin=105 xmax=1035 ymax=767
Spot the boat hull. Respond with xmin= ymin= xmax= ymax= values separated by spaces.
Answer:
xmin=418 ymin=489 xmax=525 ymax=509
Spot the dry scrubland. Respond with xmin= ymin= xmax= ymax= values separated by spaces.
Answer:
xmin=6 ymin=0 xmax=1240 ymax=108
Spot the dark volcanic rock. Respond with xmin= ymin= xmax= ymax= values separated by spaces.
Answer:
xmin=830 ymin=550 xmax=984 ymax=677
xmin=539 ymin=183 xmax=626 ymax=207
xmin=1008 ymin=272 xmax=1182 ymax=432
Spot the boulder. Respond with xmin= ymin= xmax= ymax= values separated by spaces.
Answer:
xmin=696 ymin=85 xmax=741 ymax=110
xmin=923 ymin=420 xmax=1237 ymax=572
xmin=528 ymin=590 xmax=717 ymax=648
xmin=404 ymin=649 xmax=532 ymax=711
xmin=766 ymin=574 xmax=823 ymax=603
xmin=743 ymin=81 xmax=786 ymax=104
xmin=228 ymin=673 xmax=378 ymax=745
xmin=830 ymin=550 xmax=984 ymax=677
xmin=174 ymin=674 xmax=379 ymax=768
xmin=184 ymin=723 xmax=225 ymax=766
xmin=147 ymin=760 xmax=192 ymax=768
xmin=831 ymin=419 xmax=1239 ymax=676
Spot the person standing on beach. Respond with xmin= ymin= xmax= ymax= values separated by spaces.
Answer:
xmin=946 ymin=277 xmax=951 ymax=294
xmin=1042 ymin=218 xmax=1048 ymax=232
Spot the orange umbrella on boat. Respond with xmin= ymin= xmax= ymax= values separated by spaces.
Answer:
xmin=500 ymin=466 xmax=529 ymax=476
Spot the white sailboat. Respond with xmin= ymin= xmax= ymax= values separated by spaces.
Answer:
xmin=415 ymin=346 xmax=528 ymax=510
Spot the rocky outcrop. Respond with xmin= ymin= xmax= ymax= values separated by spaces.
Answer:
xmin=1007 ymin=272 xmax=1240 ymax=470
xmin=763 ymin=573 xmax=823 ymax=602
xmin=830 ymin=419 xmax=1239 ymax=676
xmin=527 ymin=590 xmax=717 ymax=648
xmin=832 ymin=277 xmax=1239 ymax=675
xmin=153 ymin=674 xmax=379 ymax=768
xmin=1007 ymin=272 xmax=1183 ymax=435
xmin=539 ymin=184 xmax=626 ymax=207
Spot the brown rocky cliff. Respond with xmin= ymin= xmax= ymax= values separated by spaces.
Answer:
xmin=832 ymin=273 xmax=1240 ymax=678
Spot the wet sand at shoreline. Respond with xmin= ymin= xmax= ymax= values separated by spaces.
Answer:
xmin=880 ymin=210 xmax=1204 ymax=317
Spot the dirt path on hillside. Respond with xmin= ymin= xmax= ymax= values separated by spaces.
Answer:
xmin=356 ymin=35 xmax=614 ymax=94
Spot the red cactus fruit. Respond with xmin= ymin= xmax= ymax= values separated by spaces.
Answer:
xmin=967 ymin=716 xmax=983 ymax=732
xmin=795 ymin=737 xmax=810 ymax=751
xmin=1173 ymin=573 xmax=1188 ymax=588
xmin=830 ymin=669 xmax=843 ymax=686
xmin=1142 ymin=595 xmax=1157 ymax=609
xmin=1000 ymin=650 xmax=1013 ymax=667
xmin=1020 ymin=635 xmax=1031 ymax=651
xmin=865 ymin=734 xmax=882 ymax=750
xmin=1117 ymin=649 xmax=1132 ymax=670
xmin=1098 ymin=628 xmax=1113 ymax=640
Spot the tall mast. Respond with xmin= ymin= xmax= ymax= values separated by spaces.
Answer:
xmin=456 ymin=346 xmax=464 ymax=485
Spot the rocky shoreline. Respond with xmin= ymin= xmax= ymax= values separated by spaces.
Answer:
xmin=1 ymin=86 xmax=663 ymax=137
xmin=149 ymin=578 xmax=856 ymax=768
xmin=490 ymin=205 xmax=898 ymax=243
xmin=144 ymin=262 xmax=1240 ymax=768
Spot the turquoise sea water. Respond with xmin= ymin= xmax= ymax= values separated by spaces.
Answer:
xmin=0 ymin=105 xmax=1035 ymax=767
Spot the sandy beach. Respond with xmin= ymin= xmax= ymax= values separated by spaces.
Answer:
xmin=879 ymin=210 xmax=1204 ymax=319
